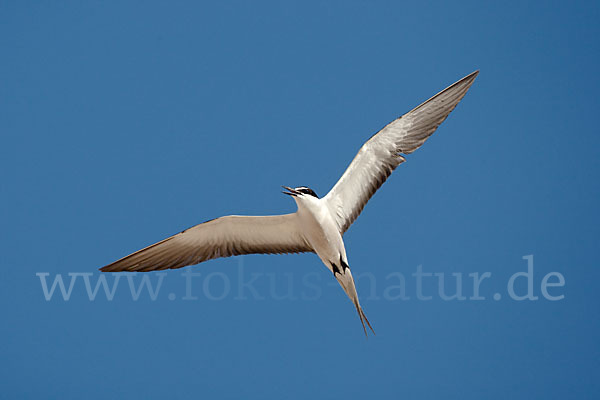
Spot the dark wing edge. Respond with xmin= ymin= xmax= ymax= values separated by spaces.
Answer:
xmin=325 ymin=70 xmax=479 ymax=234
xmin=392 ymin=69 xmax=480 ymax=154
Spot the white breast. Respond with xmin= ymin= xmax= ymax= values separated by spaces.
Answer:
xmin=294 ymin=196 xmax=347 ymax=268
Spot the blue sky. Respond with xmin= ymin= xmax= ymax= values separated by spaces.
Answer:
xmin=1 ymin=1 xmax=599 ymax=398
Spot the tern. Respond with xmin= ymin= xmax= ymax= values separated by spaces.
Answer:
xmin=101 ymin=71 xmax=479 ymax=336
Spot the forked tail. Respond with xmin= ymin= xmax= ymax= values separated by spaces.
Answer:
xmin=331 ymin=257 xmax=376 ymax=337
xmin=356 ymin=303 xmax=375 ymax=337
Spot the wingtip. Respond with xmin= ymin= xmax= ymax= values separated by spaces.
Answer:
xmin=465 ymin=69 xmax=480 ymax=82
xmin=458 ymin=70 xmax=479 ymax=86
xmin=99 ymin=264 xmax=115 ymax=273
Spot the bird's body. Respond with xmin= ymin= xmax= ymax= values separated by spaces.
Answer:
xmin=289 ymin=189 xmax=373 ymax=330
xmin=101 ymin=71 xmax=479 ymax=335
xmin=295 ymin=192 xmax=347 ymax=271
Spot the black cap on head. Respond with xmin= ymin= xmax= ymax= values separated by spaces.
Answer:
xmin=295 ymin=187 xmax=318 ymax=198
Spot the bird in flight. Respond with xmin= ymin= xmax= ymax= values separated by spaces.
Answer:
xmin=101 ymin=71 xmax=479 ymax=336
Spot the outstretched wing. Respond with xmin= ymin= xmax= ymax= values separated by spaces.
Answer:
xmin=100 ymin=214 xmax=313 ymax=272
xmin=324 ymin=71 xmax=479 ymax=234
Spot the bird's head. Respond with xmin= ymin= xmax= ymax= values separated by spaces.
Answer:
xmin=282 ymin=186 xmax=319 ymax=199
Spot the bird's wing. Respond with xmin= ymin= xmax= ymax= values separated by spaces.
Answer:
xmin=324 ymin=71 xmax=479 ymax=234
xmin=100 ymin=214 xmax=313 ymax=272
